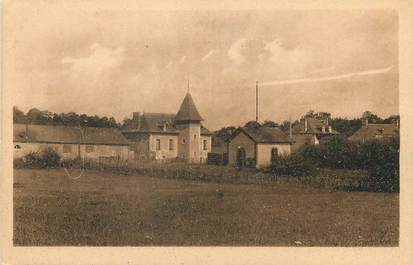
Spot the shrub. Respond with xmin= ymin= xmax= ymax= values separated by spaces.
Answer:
xmin=40 ymin=147 xmax=60 ymax=167
xmin=266 ymin=154 xmax=316 ymax=177
xmin=360 ymin=138 xmax=399 ymax=192
xmin=300 ymin=137 xmax=399 ymax=192
xmin=22 ymin=148 xmax=60 ymax=168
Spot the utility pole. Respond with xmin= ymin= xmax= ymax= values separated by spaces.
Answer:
xmin=255 ymin=80 xmax=259 ymax=122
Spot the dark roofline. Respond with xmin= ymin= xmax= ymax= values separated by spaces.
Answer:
xmin=13 ymin=140 xmax=130 ymax=146
xmin=228 ymin=127 xmax=293 ymax=144
xmin=122 ymin=130 xmax=179 ymax=135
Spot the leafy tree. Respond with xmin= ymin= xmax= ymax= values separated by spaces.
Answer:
xmin=262 ymin=120 xmax=278 ymax=128
xmin=13 ymin=106 xmax=26 ymax=123
xmin=362 ymin=111 xmax=383 ymax=124
xmin=214 ymin=126 xmax=237 ymax=141
xmin=244 ymin=120 xmax=261 ymax=128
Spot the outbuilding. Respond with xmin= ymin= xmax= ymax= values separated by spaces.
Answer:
xmin=13 ymin=124 xmax=131 ymax=162
xmin=227 ymin=126 xmax=293 ymax=168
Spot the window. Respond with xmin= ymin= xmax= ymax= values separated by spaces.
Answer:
xmin=194 ymin=134 xmax=197 ymax=139
xmin=156 ymin=139 xmax=161 ymax=150
xmin=63 ymin=144 xmax=72 ymax=153
xmin=169 ymin=139 xmax=174 ymax=150
xmin=14 ymin=145 xmax=21 ymax=149
xmin=203 ymin=140 xmax=208 ymax=150
xmin=182 ymin=138 xmax=186 ymax=144
xmin=86 ymin=145 xmax=94 ymax=153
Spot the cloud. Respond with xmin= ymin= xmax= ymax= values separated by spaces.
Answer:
xmin=227 ymin=38 xmax=266 ymax=66
xmin=62 ymin=43 xmax=124 ymax=75
xmin=201 ymin=50 xmax=215 ymax=62
xmin=166 ymin=61 xmax=173 ymax=69
xmin=261 ymin=66 xmax=394 ymax=86
xmin=179 ymin=56 xmax=186 ymax=64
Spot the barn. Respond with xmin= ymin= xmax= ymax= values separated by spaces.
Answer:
xmin=13 ymin=124 xmax=130 ymax=162
xmin=227 ymin=126 xmax=293 ymax=168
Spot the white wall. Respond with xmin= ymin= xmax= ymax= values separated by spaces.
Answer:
xmin=200 ymin=135 xmax=212 ymax=163
xmin=13 ymin=142 xmax=130 ymax=161
xmin=176 ymin=123 xmax=201 ymax=163
xmin=256 ymin=143 xmax=291 ymax=168
xmin=148 ymin=134 xmax=179 ymax=160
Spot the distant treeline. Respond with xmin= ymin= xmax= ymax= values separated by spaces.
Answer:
xmin=14 ymin=107 xmax=399 ymax=134
xmin=13 ymin=107 xmax=120 ymax=128
xmin=214 ymin=110 xmax=400 ymax=140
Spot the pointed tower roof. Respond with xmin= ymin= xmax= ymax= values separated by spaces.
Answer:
xmin=175 ymin=93 xmax=203 ymax=122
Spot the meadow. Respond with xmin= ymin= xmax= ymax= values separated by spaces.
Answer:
xmin=14 ymin=168 xmax=398 ymax=246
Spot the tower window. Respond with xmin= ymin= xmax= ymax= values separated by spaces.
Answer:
xmin=203 ymin=140 xmax=208 ymax=150
xmin=182 ymin=138 xmax=186 ymax=144
xmin=169 ymin=139 xmax=174 ymax=150
xmin=156 ymin=139 xmax=161 ymax=150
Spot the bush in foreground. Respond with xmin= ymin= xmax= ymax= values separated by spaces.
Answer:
xmin=266 ymin=154 xmax=317 ymax=177
xmin=22 ymin=148 xmax=60 ymax=168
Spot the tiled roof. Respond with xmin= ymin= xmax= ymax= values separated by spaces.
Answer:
xmin=348 ymin=124 xmax=399 ymax=142
xmin=293 ymin=118 xmax=339 ymax=135
xmin=138 ymin=113 xmax=178 ymax=133
xmin=14 ymin=124 xmax=130 ymax=145
xmin=175 ymin=93 xmax=203 ymax=121
xmin=123 ymin=111 xmax=212 ymax=135
xmin=230 ymin=126 xmax=292 ymax=144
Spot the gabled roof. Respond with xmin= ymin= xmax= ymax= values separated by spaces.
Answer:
xmin=293 ymin=118 xmax=339 ymax=135
xmin=138 ymin=112 xmax=178 ymax=133
xmin=14 ymin=124 xmax=130 ymax=146
xmin=174 ymin=93 xmax=203 ymax=122
xmin=201 ymin=126 xmax=213 ymax=136
xmin=230 ymin=126 xmax=293 ymax=144
xmin=122 ymin=112 xmax=212 ymax=135
xmin=348 ymin=124 xmax=399 ymax=142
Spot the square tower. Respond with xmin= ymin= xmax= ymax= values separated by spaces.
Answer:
xmin=174 ymin=93 xmax=203 ymax=163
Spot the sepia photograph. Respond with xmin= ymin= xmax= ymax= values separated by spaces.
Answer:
xmin=2 ymin=1 xmax=412 ymax=263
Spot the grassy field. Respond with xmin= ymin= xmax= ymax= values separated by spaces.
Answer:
xmin=13 ymin=168 xmax=399 ymax=246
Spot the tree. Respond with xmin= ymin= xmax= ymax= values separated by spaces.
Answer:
xmin=244 ymin=120 xmax=261 ymax=128
xmin=13 ymin=106 xmax=26 ymax=123
xmin=262 ymin=120 xmax=278 ymax=128
xmin=362 ymin=111 xmax=383 ymax=124
xmin=214 ymin=126 xmax=237 ymax=141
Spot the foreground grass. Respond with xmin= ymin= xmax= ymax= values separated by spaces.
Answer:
xmin=14 ymin=169 xmax=398 ymax=246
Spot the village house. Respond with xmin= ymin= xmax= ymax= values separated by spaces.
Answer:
xmin=13 ymin=124 xmax=130 ymax=161
xmin=226 ymin=125 xmax=293 ymax=168
xmin=121 ymin=93 xmax=213 ymax=163
xmin=291 ymin=117 xmax=339 ymax=152
xmin=348 ymin=118 xmax=399 ymax=142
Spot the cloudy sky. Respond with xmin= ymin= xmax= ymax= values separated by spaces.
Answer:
xmin=6 ymin=2 xmax=398 ymax=130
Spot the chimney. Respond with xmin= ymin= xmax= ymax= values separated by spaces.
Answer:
xmin=362 ymin=117 xmax=369 ymax=127
xmin=304 ymin=119 xmax=308 ymax=132
xmin=132 ymin=112 xmax=141 ymax=129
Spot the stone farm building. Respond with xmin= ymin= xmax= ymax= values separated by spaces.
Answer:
xmin=348 ymin=118 xmax=399 ymax=142
xmin=13 ymin=124 xmax=130 ymax=161
xmin=291 ymin=117 xmax=339 ymax=152
xmin=122 ymin=93 xmax=213 ymax=163
xmin=227 ymin=126 xmax=293 ymax=168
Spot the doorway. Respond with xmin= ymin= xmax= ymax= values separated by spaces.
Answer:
xmin=236 ymin=147 xmax=246 ymax=167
